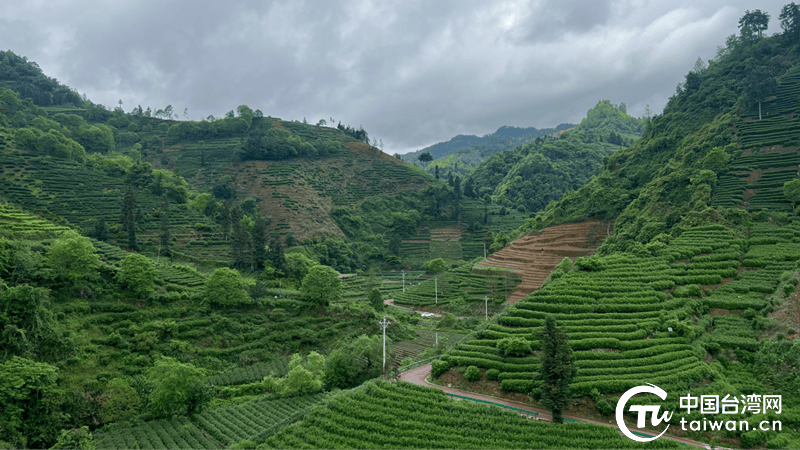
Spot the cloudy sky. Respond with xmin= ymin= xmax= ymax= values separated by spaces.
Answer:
xmin=0 ymin=1 xmax=790 ymax=153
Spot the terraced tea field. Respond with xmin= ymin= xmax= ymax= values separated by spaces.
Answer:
xmin=392 ymin=260 xmax=520 ymax=308
xmin=259 ymin=381 xmax=680 ymax=449
xmin=473 ymin=221 xmax=612 ymax=303
xmin=712 ymin=64 xmax=800 ymax=211
xmin=95 ymin=394 xmax=325 ymax=449
xmin=440 ymin=222 xmax=799 ymax=398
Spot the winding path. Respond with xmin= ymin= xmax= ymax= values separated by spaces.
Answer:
xmin=398 ymin=364 xmax=709 ymax=449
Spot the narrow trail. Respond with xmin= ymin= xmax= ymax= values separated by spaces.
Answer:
xmin=398 ymin=364 xmax=708 ymax=449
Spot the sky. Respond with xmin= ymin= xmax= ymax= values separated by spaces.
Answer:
xmin=0 ymin=1 xmax=791 ymax=154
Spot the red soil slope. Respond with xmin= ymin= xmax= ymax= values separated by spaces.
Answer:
xmin=474 ymin=221 xmax=612 ymax=304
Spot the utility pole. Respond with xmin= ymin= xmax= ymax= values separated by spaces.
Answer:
xmin=379 ymin=316 xmax=389 ymax=377
xmin=485 ymin=295 xmax=488 ymax=321
xmin=483 ymin=242 xmax=486 ymax=259
xmin=435 ymin=277 xmax=438 ymax=304
xmin=402 ymin=270 xmax=405 ymax=293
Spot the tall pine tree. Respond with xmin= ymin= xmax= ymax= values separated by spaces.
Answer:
xmin=219 ymin=203 xmax=231 ymax=241
xmin=230 ymin=206 xmax=250 ymax=269
xmin=535 ymin=316 xmax=576 ymax=423
xmin=159 ymin=199 xmax=171 ymax=257
xmin=120 ymin=186 xmax=138 ymax=251
xmin=250 ymin=214 xmax=269 ymax=271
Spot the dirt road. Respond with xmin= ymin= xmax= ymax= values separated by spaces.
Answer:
xmin=398 ymin=364 xmax=708 ymax=449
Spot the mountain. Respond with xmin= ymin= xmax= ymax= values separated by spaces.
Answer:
xmin=467 ymin=100 xmax=645 ymax=214
xmin=401 ymin=123 xmax=574 ymax=171
xmin=0 ymin=50 xmax=83 ymax=108
xmin=522 ymin=26 xmax=800 ymax=254
xmin=3 ymin=9 xmax=800 ymax=448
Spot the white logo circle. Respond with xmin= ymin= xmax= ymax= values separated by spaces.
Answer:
xmin=616 ymin=383 xmax=671 ymax=443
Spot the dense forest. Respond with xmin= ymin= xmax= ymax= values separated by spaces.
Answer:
xmin=0 ymin=4 xmax=799 ymax=450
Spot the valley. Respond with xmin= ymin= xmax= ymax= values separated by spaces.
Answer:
xmin=1 ymin=7 xmax=800 ymax=450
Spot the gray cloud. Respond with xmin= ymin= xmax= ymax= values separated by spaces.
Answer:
xmin=0 ymin=1 xmax=791 ymax=153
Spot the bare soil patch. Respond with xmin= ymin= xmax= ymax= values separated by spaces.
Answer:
xmin=474 ymin=221 xmax=612 ymax=303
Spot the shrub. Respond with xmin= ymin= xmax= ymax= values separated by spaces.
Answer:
xmin=496 ymin=337 xmax=532 ymax=356
xmin=597 ymin=398 xmax=615 ymax=416
xmin=486 ymin=368 xmax=500 ymax=381
xmin=464 ymin=366 xmax=481 ymax=382
xmin=431 ymin=359 xmax=450 ymax=378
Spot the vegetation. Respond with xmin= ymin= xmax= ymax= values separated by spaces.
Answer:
xmin=0 ymin=6 xmax=799 ymax=448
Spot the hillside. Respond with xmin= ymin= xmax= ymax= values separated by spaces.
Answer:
xmin=431 ymin=13 xmax=800 ymax=450
xmin=523 ymin=35 xmax=800 ymax=251
xmin=2 ymin=8 xmax=800 ymax=449
xmin=152 ymin=120 xmax=431 ymax=242
xmin=473 ymin=221 xmax=611 ymax=303
xmin=468 ymin=100 xmax=645 ymax=213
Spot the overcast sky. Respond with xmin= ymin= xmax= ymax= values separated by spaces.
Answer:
xmin=0 ymin=1 xmax=790 ymax=154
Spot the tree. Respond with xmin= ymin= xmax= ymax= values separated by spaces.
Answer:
xmin=0 ymin=284 xmax=60 ymax=360
xmin=147 ymin=357 xmax=209 ymax=417
xmin=784 ymin=179 xmax=800 ymax=210
xmin=46 ymin=230 xmax=100 ymax=290
xmin=116 ymin=254 xmax=156 ymax=298
xmin=368 ymin=288 xmax=384 ymax=311
xmin=0 ymin=357 xmax=61 ymax=448
xmin=204 ymin=267 xmax=251 ymax=306
xmin=281 ymin=353 xmax=324 ymax=395
xmin=99 ymin=377 xmax=141 ymax=423
xmin=323 ymin=335 xmax=383 ymax=389
xmin=300 ymin=265 xmax=341 ymax=306
xmin=250 ymin=214 xmax=269 ymax=271
xmin=159 ymin=200 xmax=171 ymax=257
xmin=780 ymin=3 xmax=800 ymax=42
xmin=230 ymin=206 xmax=250 ymax=269
xmin=91 ymin=218 xmax=108 ymax=241
xmin=120 ymin=186 xmax=138 ymax=250
xmin=417 ymin=151 xmax=433 ymax=166
xmin=50 ymin=426 xmax=96 ymax=450
xmin=535 ymin=316 xmax=576 ymax=423
xmin=427 ymin=257 xmax=447 ymax=274
xmin=739 ymin=9 xmax=770 ymax=43
xmin=745 ymin=66 xmax=778 ymax=120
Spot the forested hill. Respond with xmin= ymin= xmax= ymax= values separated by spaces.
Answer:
xmin=466 ymin=100 xmax=644 ymax=214
xmin=401 ymin=123 xmax=574 ymax=169
xmin=0 ymin=50 xmax=83 ymax=108
xmin=522 ymin=19 xmax=800 ymax=254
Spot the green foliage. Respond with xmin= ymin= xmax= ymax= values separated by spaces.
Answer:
xmin=301 ymin=265 xmax=341 ymax=306
xmin=431 ymin=359 xmax=451 ymax=378
xmin=464 ymin=365 xmax=481 ymax=381
xmin=0 ymin=51 xmax=83 ymax=107
xmin=280 ymin=352 xmax=324 ymax=395
xmin=323 ymin=334 xmax=384 ymax=389
xmin=536 ymin=316 xmax=577 ymax=423
xmin=46 ymin=230 xmax=100 ymax=286
xmin=368 ymin=287 xmax=384 ymax=311
xmin=50 ymin=426 xmax=96 ymax=450
xmin=116 ymin=254 xmax=156 ymax=298
xmin=262 ymin=381 xmax=681 ymax=449
xmin=468 ymin=100 xmax=643 ymax=214
xmin=147 ymin=357 xmax=209 ymax=417
xmin=497 ymin=337 xmax=532 ymax=356
xmin=0 ymin=356 xmax=60 ymax=448
xmin=427 ymin=257 xmax=447 ymax=274
xmin=204 ymin=268 xmax=251 ymax=307
xmin=99 ymin=377 xmax=141 ymax=424
xmin=0 ymin=284 xmax=63 ymax=360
